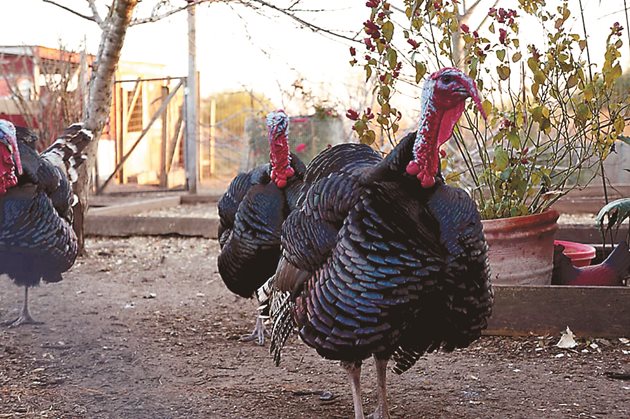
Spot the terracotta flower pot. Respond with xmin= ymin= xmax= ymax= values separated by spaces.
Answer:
xmin=482 ymin=210 xmax=560 ymax=285
xmin=554 ymin=240 xmax=597 ymax=267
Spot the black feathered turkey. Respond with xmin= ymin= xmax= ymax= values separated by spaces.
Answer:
xmin=217 ymin=110 xmax=305 ymax=345
xmin=0 ymin=120 xmax=92 ymax=327
xmin=270 ymin=68 xmax=493 ymax=419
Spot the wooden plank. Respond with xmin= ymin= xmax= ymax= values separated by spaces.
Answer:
xmin=88 ymin=196 xmax=181 ymax=216
xmin=159 ymin=85 xmax=169 ymax=188
xmin=486 ymin=285 xmax=630 ymax=338
xmin=563 ymin=184 xmax=630 ymax=198
xmin=85 ymin=215 xmax=218 ymax=239
xmin=180 ymin=194 xmax=221 ymax=204
xmin=553 ymin=198 xmax=608 ymax=214
xmin=556 ymin=224 xmax=628 ymax=243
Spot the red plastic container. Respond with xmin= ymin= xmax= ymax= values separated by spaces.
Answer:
xmin=554 ymin=240 xmax=597 ymax=267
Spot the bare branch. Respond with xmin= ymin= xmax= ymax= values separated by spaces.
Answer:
xmin=473 ymin=0 xmax=500 ymax=31
xmin=247 ymin=0 xmax=361 ymax=43
xmin=86 ymin=0 xmax=104 ymax=26
xmin=42 ymin=0 xmax=96 ymax=22
xmin=130 ymin=0 xmax=217 ymax=26
xmin=463 ymin=0 xmax=482 ymax=15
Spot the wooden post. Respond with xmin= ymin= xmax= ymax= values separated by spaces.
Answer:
xmin=117 ymin=84 xmax=125 ymax=183
xmin=159 ymin=85 xmax=169 ymax=187
xmin=185 ymin=1 xmax=198 ymax=194
xmin=209 ymin=98 xmax=216 ymax=176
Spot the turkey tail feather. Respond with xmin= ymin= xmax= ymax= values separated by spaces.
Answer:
xmin=269 ymin=287 xmax=295 ymax=366
xmin=41 ymin=123 xmax=93 ymax=183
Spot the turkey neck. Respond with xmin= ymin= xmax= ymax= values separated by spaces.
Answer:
xmin=359 ymin=108 xmax=447 ymax=187
xmin=405 ymin=104 xmax=447 ymax=189
xmin=269 ymin=130 xmax=295 ymax=189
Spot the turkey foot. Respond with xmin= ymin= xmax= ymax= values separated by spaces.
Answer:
xmin=342 ymin=360 xmax=366 ymax=419
xmin=239 ymin=315 xmax=267 ymax=345
xmin=367 ymin=356 xmax=390 ymax=419
xmin=2 ymin=287 xmax=43 ymax=327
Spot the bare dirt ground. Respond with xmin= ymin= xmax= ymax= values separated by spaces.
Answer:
xmin=1 ymin=236 xmax=629 ymax=419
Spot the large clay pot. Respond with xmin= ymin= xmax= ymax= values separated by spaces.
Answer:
xmin=482 ymin=210 xmax=560 ymax=285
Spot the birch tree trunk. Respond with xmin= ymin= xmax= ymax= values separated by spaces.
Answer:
xmin=73 ymin=0 xmax=139 ymax=254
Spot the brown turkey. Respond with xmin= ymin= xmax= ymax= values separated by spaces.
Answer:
xmin=270 ymin=68 xmax=493 ymax=418
xmin=217 ymin=110 xmax=305 ymax=345
xmin=0 ymin=120 xmax=92 ymax=327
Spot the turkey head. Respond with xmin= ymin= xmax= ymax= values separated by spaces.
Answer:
xmin=266 ymin=110 xmax=294 ymax=189
xmin=406 ymin=67 xmax=486 ymax=188
xmin=0 ymin=120 xmax=22 ymax=195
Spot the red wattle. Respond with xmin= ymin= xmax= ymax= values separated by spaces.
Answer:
xmin=406 ymin=161 xmax=421 ymax=176
xmin=276 ymin=179 xmax=287 ymax=189
xmin=421 ymin=174 xmax=435 ymax=188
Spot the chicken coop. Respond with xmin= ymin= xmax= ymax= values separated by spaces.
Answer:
xmin=0 ymin=45 xmax=191 ymax=192
xmin=0 ymin=45 xmax=92 ymax=149
xmin=97 ymin=63 xmax=188 ymax=192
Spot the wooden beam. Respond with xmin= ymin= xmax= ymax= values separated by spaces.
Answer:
xmin=557 ymin=224 xmax=628 ymax=243
xmin=159 ymin=85 xmax=169 ymax=187
xmin=486 ymin=285 xmax=630 ymax=338
xmin=85 ymin=215 xmax=218 ymax=239
xmin=88 ymin=196 xmax=181 ymax=216
xmin=185 ymin=4 xmax=198 ymax=194
xmin=167 ymin=105 xmax=184 ymax=174
xmin=179 ymin=194 xmax=222 ymax=204
xmin=122 ymin=78 xmax=142 ymax=131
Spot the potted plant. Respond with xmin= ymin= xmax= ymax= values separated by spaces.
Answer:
xmin=346 ymin=1 xmax=628 ymax=285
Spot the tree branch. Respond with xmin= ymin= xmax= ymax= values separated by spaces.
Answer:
xmin=130 ymin=0 xmax=217 ymax=26
xmin=86 ymin=0 xmax=104 ymax=26
xmin=247 ymin=0 xmax=361 ymax=43
xmin=42 ymin=0 xmax=96 ymax=22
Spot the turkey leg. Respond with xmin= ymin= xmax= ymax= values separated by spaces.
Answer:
xmin=2 ymin=287 xmax=43 ymax=327
xmin=368 ymin=356 xmax=391 ymax=419
xmin=342 ymin=360 xmax=365 ymax=419
xmin=239 ymin=315 xmax=267 ymax=345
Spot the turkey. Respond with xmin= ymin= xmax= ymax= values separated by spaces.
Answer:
xmin=217 ymin=110 xmax=305 ymax=345
xmin=552 ymin=240 xmax=630 ymax=286
xmin=270 ymin=68 xmax=493 ymax=418
xmin=0 ymin=120 xmax=93 ymax=327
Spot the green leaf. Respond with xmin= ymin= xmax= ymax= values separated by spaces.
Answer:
xmin=482 ymin=99 xmax=493 ymax=117
xmin=531 ymin=82 xmax=540 ymax=98
xmin=527 ymin=57 xmax=539 ymax=72
xmin=382 ymin=21 xmax=394 ymax=42
xmin=494 ymin=146 xmax=509 ymax=171
xmin=386 ymin=48 xmax=398 ymax=70
xmin=496 ymin=49 xmax=506 ymax=62
xmin=507 ymin=132 xmax=521 ymax=148
xmin=376 ymin=40 xmax=385 ymax=54
xmin=497 ymin=65 xmax=511 ymax=80
xmin=414 ymin=61 xmax=426 ymax=84
xmin=365 ymin=65 xmax=372 ymax=82
xmin=380 ymin=85 xmax=391 ymax=100
xmin=512 ymin=52 xmax=522 ymax=62
xmin=361 ymin=129 xmax=376 ymax=145
xmin=575 ymin=102 xmax=591 ymax=124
